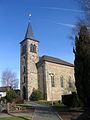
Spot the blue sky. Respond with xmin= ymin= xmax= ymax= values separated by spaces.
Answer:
xmin=0 ymin=0 xmax=83 ymax=85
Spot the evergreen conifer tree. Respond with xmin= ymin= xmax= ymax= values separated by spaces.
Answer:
xmin=74 ymin=25 xmax=90 ymax=109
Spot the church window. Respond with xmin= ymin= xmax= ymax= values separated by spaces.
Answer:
xmin=30 ymin=44 xmax=34 ymax=52
xmin=21 ymin=45 xmax=26 ymax=55
xmin=34 ymin=44 xmax=36 ymax=53
xmin=23 ymin=56 xmax=25 ymax=59
xmin=68 ymin=76 xmax=72 ymax=88
xmin=24 ymin=76 xmax=25 ymax=83
xmin=60 ymin=76 xmax=64 ymax=87
xmin=30 ymin=44 xmax=37 ymax=53
xmin=23 ymin=66 xmax=26 ymax=74
xmin=51 ymin=74 xmax=55 ymax=87
xmin=23 ymin=86 xmax=26 ymax=100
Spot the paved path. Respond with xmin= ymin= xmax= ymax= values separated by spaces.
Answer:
xmin=0 ymin=102 xmax=63 ymax=120
xmin=30 ymin=102 xmax=62 ymax=120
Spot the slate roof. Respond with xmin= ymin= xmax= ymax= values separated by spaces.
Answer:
xmin=37 ymin=55 xmax=74 ymax=67
xmin=0 ymin=86 xmax=11 ymax=92
xmin=20 ymin=22 xmax=39 ymax=44
xmin=25 ymin=22 xmax=34 ymax=39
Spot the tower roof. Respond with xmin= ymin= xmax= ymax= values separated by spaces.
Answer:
xmin=25 ymin=22 xmax=34 ymax=39
xmin=20 ymin=17 xmax=39 ymax=44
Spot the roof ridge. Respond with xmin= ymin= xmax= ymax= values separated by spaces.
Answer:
xmin=40 ymin=55 xmax=74 ymax=67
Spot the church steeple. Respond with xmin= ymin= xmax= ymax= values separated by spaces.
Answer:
xmin=25 ymin=14 xmax=35 ymax=40
xmin=20 ymin=15 xmax=39 ymax=100
xmin=20 ymin=15 xmax=39 ymax=45
xmin=25 ymin=22 xmax=34 ymax=39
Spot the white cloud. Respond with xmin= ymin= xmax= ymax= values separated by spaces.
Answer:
xmin=57 ymin=23 xmax=75 ymax=28
xmin=42 ymin=7 xmax=84 ymax=13
xmin=51 ymin=21 xmax=75 ymax=28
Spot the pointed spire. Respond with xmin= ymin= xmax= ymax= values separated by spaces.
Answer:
xmin=25 ymin=14 xmax=34 ymax=39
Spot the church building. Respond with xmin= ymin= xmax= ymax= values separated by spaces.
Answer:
xmin=20 ymin=21 xmax=75 ymax=101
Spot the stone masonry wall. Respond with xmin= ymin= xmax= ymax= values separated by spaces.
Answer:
xmin=20 ymin=39 xmax=39 ymax=100
xmin=37 ymin=62 xmax=46 ymax=99
xmin=26 ymin=39 xmax=39 ymax=100
xmin=44 ymin=61 xmax=75 ymax=101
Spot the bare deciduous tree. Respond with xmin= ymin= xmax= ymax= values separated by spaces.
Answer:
xmin=78 ymin=0 xmax=90 ymax=26
xmin=1 ymin=69 xmax=18 ymax=89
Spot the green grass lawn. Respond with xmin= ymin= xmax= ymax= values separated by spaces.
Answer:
xmin=36 ymin=100 xmax=83 ymax=112
xmin=35 ymin=100 xmax=54 ymax=106
xmin=0 ymin=116 xmax=32 ymax=120
xmin=53 ymin=104 xmax=83 ymax=112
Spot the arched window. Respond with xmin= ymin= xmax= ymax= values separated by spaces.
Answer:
xmin=50 ymin=74 xmax=55 ymax=87
xmin=30 ymin=44 xmax=34 ymax=52
xmin=24 ymin=75 xmax=25 ymax=83
xmin=34 ymin=44 xmax=36 ymax=53
xmin=60 ymin=75 xmax=64 ymax=87
xmin=23 ymin=86 xmax=26 ymax=100
xmin=68 ymin=76 xmax=72 ymax=88
xmin=30 ymin=44 xmax=36 ymax=53
xmin=23 ymin=66 xmax=26 ymax=74
xmin=21 ymin=45 xmax=26 ymax=55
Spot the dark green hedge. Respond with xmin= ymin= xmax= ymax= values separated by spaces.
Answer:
xmin=62 ymin=92 xmax=82 ymax=107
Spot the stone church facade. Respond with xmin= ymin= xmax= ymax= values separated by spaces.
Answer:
xmin=20 ymin=22 xmax=75 ymax=101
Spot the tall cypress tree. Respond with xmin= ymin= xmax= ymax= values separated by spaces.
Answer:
xmin=74 ymin=25 xmax=90 ymax=109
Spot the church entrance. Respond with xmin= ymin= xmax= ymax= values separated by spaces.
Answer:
xmin=23 ymin=86 xmax=26 ymax=100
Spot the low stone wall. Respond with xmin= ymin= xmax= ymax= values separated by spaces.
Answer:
xmin=0 ymin=100 xmax=7 ymax=112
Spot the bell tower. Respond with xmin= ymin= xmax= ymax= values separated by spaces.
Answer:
xmin=20 ymin=18 xmax=39 ymax=100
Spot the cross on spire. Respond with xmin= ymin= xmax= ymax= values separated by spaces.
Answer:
xmin=25 ymin=14 xmax=34 ymax=39
xmin=29 ymin=14 xmax=32 ymax=22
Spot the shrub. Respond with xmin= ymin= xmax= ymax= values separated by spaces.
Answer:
xmin=30 ymin=89 xmax=43 ymax=101
xmin=0 ymin=97 xmax=6 ymax=103
xmin=6 ymin=89 xmax=17 ymax=103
